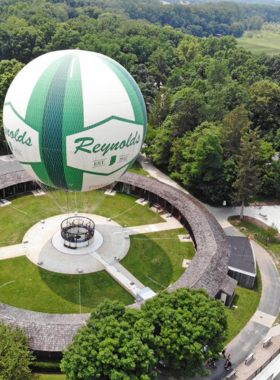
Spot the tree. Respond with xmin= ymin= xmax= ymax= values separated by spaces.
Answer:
xmin=233 ymin=128 xmax=263 ymax=219
xmin=150 ymin=126 xmax=173 ymax=167
xmin=0 ymin=59 xmax=24 ymax=146
xmin=192 ymin=127 xmax=223 ymax=182
xmin=170 ymin=88 xmax=207 ymax=137
xmin=49 ymin=24 xmax=80 ymax=50
xmin=61 ymin=300 xmax=157 ymax=380
xmin=221 ymin=106 xmax=250 ymax=159
xmin=177 ymin=37 xmax=201 ymax=63
xmin=249 ymin=80 xmax=280 ymax=137
xmin=0 ymin=322 xmax=34 ymax=380
xmin=148 ymin=47 xmax=173 ymax=87
xmin=148 ymin=89 xmax=171 ymax=128
xmin=248 ymin=16 xmax=264 ymax=30
xmin=142 ymin=288 xmax=227 ymax=377
xmin=179 ymin=124 xmax=226 ymax=204
xmin=206 ymin=59 xmax=228 ymax=87
xmin=259 ymin=54 xmax=280 ymax=85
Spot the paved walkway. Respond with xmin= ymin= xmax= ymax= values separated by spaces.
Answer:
xmin=127 ymin=214 xmax=182 ymax=235
xmin=139 ymin=154 xmax=189 ymax=194
xmin=138 ymin=155 xmax=280 ymax=379
xmin=0 ymin=244 xmax=26 ymax=260
xmin=205 ymin=203 xmax=280 ymax=231
xmin=91 ymin=251 xmax=146 ymax=297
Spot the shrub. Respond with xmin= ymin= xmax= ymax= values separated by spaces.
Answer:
xmin=265 ymin=224 xmax=279 ymax=242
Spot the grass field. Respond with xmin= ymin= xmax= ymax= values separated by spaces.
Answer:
xmin=238 ymin=28 xmax=280 ymax=55
xmin=0 ymin=256 xmax=134 ymax=313
xmin=229 ymin=215 xmax=280 ymax=324
xmin=0 ymin=228 xmax=193 ymax=312
xmin=129 ymin=160 xmax=149 ymax=177
xmin=34 ymin=375 xmax=65 ymax=380
xmin=225 ymin=265 xmax=262 ymax=344
xmin=0 ymin=192 xmax=163 ymax=247
xmin=121 ymin=228 xmax=195 ymax=292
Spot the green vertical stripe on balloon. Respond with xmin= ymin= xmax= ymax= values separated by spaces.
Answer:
xmin=42 ymin=55 xmax=74 ymax=190
xmin=25 ymin=56 xmax=66 ymax=187
xmin=101 ymin=56 xmax=147 ymax=139
xmin=62 ymin=55 xmax=84 ymax=192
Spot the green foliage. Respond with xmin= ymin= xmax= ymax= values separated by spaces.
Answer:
xmin=249 ymin=80 xmax=280 ymax=137
xmin=62 ymin=290 xmax=227 ymax=379
xmin=233 ymin=128 xmax=264 ymax=217
xmin=172 ymin=124 xmax=227 ymax=204
xmin=266 ymin=225 xmax=279 ymax=241
xmin=0 ymin=322 xmax=34 ymax=380
xmin=142 ymin=288 xmax=227 ymax=377
xmin=0 ymin=59 xmax=24 ymax=145
xmin=61 ymin=300 xmax=157 ymax=380
xmin=221 ymin=106 xmax=250 ymax=159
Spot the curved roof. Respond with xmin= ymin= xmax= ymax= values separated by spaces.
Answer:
xmin=0 ymin=162 xmax=236 ymax=352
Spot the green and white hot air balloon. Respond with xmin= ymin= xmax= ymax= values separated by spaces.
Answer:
xmin=3 ymin=50 xmax=147 ymax=191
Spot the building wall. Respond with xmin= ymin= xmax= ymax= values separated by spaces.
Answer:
xmin=228 ymin=269 xmax=255 ymax=289
xmin=254 ymin=353 xmax=280 ymax=380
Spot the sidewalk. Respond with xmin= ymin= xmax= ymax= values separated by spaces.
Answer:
xmin=0 ymin=244 xmax=26 ymax=260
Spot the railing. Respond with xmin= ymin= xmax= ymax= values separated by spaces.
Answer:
xmin=246 ymin=347 xmax=280 ymax=380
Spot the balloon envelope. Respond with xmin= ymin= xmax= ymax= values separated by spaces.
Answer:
xmin=3 ymin=50 xmax=147 ymax=191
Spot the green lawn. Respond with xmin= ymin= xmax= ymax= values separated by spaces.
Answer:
xmin=34 ymin=375 xmax=65 ymax=380
xmin=225 ymin=266 xmax=262 ymax=344
xmin=94 ymin=193 xmax=163 ymax=227
xmin=0 ymin=192 xmax=163 ymax=247
xmin=229 ymin=216 xmax=266 ymax=237
xmin=0 ymin=256 xmax=134 ymax=313
xmin=238 ymin=29 xmax=280 ymax=55
xmin=0 ymin=229 xmax=194 ymax=312
xmin=229 ymin=216 xmax=280 ymax=325
xmin=129 ymin=160 xmax=149 ymax=176
xmin=121 ymin=228 xmax=195 ymax=293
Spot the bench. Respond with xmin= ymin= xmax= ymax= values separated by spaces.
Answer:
xmin=263 ymin=336 xmax=272 ymax=347
xmin=245 ymin=353 xmax=254 ymax=364
xmin=153 ymin=203 xmax=163 ymax=213
xmin=225 ymin=370 xmax=237 ymax=379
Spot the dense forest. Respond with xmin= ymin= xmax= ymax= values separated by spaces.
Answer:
xmin=1 ymin=0 xmax=280 ymax=205
xmin=163 ymin=0 xmax=280 ymax=6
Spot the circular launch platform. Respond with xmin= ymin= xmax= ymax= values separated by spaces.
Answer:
xmin=22 ymin=214 xmax=130 ymax=275
xmin=52 ymin=229 xmax=103 ymax=255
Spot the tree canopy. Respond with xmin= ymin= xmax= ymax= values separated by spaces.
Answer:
xmin=0 ymin=322 xmax=34 ymax=380
xmin=61 ymin=290 xmax=227 ymax=379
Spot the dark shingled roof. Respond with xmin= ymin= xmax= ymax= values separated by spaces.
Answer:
xmin=227 ymin=236 xmax=256 ymax=276
xmin=0 ymin=303 xmax=89 ymax=352
xmin=0 ymin=162 xmax=237 ymax=352
xmin=121 ymin=173 xmax=236 ymax=298
xmin=0 ymin=156 xmax=33 ymax=189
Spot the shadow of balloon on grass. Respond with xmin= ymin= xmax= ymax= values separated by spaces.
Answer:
xmin=39 ymin=234 xmax=173 ymax=310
